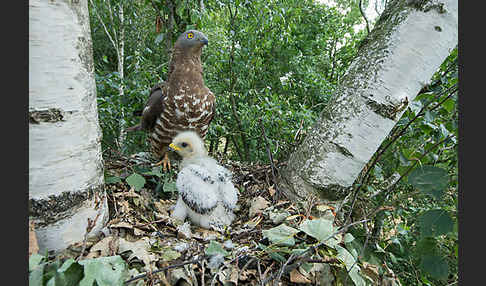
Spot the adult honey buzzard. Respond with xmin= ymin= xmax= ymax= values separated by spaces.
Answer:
xmin=127 ymin=30 xmax=215 ymax=171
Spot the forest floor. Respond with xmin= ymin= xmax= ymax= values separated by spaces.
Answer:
xmin=44 ymin=152 xmax=398 ymax=286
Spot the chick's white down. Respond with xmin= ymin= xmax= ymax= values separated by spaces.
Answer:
xmin=170 ymin=131 xmax=238 ymax=229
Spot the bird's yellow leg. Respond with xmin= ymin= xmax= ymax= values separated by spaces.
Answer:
xmin=153 ymin=152 xmax=171 ymax=171
xmin=163 ymin=152 xmax=171 ymax=171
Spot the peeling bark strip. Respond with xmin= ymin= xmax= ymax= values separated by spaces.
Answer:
xmin=29 ymin=185 xmax=105 ymax=227
xmin=364 ymin=97 xmax=408 ymax=121
xmin=29 ymin=108 xmax=65 ymax=124
xmin=278 ymin=0 xmax=457 ymax=202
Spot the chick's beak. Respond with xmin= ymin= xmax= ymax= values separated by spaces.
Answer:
xmin=168 ymin=143 xmax=181 ymax=152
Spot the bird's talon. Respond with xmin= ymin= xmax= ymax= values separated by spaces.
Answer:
xmin=162 ymin=153 xmax=171 ymax=172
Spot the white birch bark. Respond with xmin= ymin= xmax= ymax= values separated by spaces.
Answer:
xmin=29 ymin=0 xmax=108 ymax=254
xmin=116 ymin=1 xmax=126 ymax=149
xmin=278 ymin=0 xmax=458 ymax=202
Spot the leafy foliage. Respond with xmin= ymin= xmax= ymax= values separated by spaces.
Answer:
xmin=29 ymin=254 xmax=130 ymax=286
xmin=409 ymin=165 xmax=449 ymax=199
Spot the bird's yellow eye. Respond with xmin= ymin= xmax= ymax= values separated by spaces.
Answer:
xmin=187 ymin=32 xmax=194 ymax=39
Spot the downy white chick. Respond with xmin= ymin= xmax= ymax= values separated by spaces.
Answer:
xmin=168 ymin=131 xmax=238 ymax=229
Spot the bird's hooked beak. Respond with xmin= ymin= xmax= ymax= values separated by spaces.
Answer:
xmin=168 ymin=143 xmax=181 ymax=152
xmin=199 ymin=34 xmax=208 ymax=46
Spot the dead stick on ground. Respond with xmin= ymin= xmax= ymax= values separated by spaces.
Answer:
xmin=76 ymin=212 xmax=101 ymax=262
xmin=124 ymin=256 xmax=205 ymax=284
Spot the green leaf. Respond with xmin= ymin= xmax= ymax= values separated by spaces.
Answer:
xmin=143 ymin=167 xmax=163 ymax=178
xmin=408 ymin=166 xmax=448 ymax=199
xmin=29 ymin=265 xmax=44 ymax=286
xmin=419 ymin=209 xmax=454 ymax=237
xmin=336 ymin=245 xmax=366 ymax=286
xmin=415 ymin=237 xmax=437 ymax=256
xmin=442 ymin=98 xmax=455 ymax=113
xmin=125 ymin=173 xmax=146 ymax=191
xmin=105 ymin=176 xmax=122 ymax=184
xmin=46 ymin=259 xmax=84 ymax=286
xmin=262 ymin=224 xmax=300 ymax=246
xmin=29 ymin=253 xmax=45 ymax=272
xmin=424 ymin=110 xmax=435 ymax=122
xmin=78 ymin=256 xmax=129 ymax=286
xmin=419 ymin=255 xmax=449 ymax=280
xmin=154 ymin=33 xmax=164 ymax=44
xmin=160 ymin=248 xmax=181 ymax=262
xmin=298 ymin=218 xmax=338 ymax=248
xmin=409 ymin=100 xmax=423 ymax=115
xmin=163 ymin=181 xmax=177 ymax=193
xmin=269 ymin=251 xmax=286 ymax=263
xmin=205 ymin=241 xmax=229 ymax=257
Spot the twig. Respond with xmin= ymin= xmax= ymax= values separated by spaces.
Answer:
xmin=260 ymin=119 xmax=281 ymax=200
xmin=76 ymin=212 xmax=101 ymax=262
xmin=293 ymin=119 xmax=305 ymax=141
xmin=200 ymin=260 xmax=205 ymax=286
xmin=359 ymin=0 xmax=371 ymax=34
xmin=257 ymin=260 xmax=264 ymax=286
xmin=274 ymin=253 xmax=295 ymax=286
xmin=384 ymin=135 xmax=453 ymax=196
xmin=124 ymin=256 xmax=204 ymax=284
xmin=361 ymin=135 xmax=453 ymax=222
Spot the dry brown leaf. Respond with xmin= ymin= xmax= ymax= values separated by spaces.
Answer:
xmin=154 ymin=201 xmax=171 ymax=216
xmin=316 ymin=204 xmax=333 ymax=212
xmin=29 ymin=221 xmax=39 ymax=256
xmin=119 ymin=199 xmax=131 ymax=214
xmin=290 ymin=268 xmax=312 ymax=284
xmin=89 ymin=236 xmax=117 ymax=257
xmin=109 ymin=221 xmax=133 ymax=229
xmin=243 ymin=215 xmax=263 ymax=228
xmin=361 ymin=262 xmax=380 ymax=283
xmin=268 ymin=185 xmax=276 ymax=197
xmin=239 ymin=269 xmax=256 ymax=281
xmin=227 ymin=264 xmax=239 ymax=285
xmin=125 ymin=188 xmax=141 ymax=198
xmin=133 ymin=227 xmax=146 ymax=236
xmin=192 ymin=228 xmax=221 ymax=241
xmin=249 ymin=196 xmax=269 ymax=218
xmin=118 ymin=237 xmax=157 ymax=270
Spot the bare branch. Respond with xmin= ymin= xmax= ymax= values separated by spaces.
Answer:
xmin=89 ymin=0 xmax=118 ymax=52
xmin=359 ymin=0 xmax=371 ymax=34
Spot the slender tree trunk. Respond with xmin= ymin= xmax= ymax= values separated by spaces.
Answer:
xmin=278 ymin=0 xmax=458 ymax=203
xmin=116 ymin=1 xmax=126 ymax=149
xmin=89 ymin=0 xmax=126 ymax=149
xmin=29 ymin=0 xmax=108 ymax=254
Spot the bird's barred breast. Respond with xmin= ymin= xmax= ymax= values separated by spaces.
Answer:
xmin=148 ymin=93 xmax=214 ymax=155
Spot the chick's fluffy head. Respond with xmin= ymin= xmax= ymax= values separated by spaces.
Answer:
xmin=169 ymin=131 xmax=208 ymax=159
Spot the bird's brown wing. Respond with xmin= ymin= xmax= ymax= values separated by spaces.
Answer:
xmin=126 ymin=82 xmax=166 ymax=132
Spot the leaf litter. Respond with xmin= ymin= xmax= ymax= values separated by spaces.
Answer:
xmin=35 ymin=156 xmax=400 ymax=285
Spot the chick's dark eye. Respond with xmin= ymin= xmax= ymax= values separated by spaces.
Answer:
xmin=181 ymin=142 xmax=188 ymax=148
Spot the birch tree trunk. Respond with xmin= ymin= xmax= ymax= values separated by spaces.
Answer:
xmin=278 ymin=0 xmax=458 ymax=203
xmin=29 ymin=0 xmax=108 ymax=254
xmin=116 ymin=1 xmax=126 ymax=149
